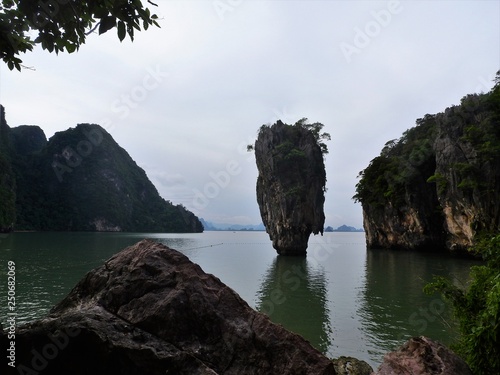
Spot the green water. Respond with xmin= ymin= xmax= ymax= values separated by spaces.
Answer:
xmin=0 ymin=231 xmax=480 ymax=368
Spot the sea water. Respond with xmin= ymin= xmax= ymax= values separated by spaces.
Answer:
xmin=0 ymin=231 xmax=480 ymax=368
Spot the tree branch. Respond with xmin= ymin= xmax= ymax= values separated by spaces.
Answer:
xmin=85 ymin=22 xmax=100 ymax=36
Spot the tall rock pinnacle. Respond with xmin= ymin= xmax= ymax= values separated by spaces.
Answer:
xmin=253 ymin=119 xmax=328 ymax=256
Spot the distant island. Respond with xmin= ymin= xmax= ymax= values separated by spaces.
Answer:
xmin=200 ymin=220 xmax=363 ymax=233
xmin=200 ymin=218 xmax=265 ymax=231
xmin=325 ymin=225 xmax=364 ymax=232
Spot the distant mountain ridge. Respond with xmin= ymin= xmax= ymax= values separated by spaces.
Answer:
xmin=325 ymin=225 xmax=364 ymax=232
xmin=200 ymin=219 xmax=363 ymax=233
xmin=0 ymin=105 xmax=203 ymax=233
xmin=200 ymin=218 xmax=265 ymax=231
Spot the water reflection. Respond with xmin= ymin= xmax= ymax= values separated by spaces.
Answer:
xmin=255 ymin=255 xmax=332 ymax=353
xmin=359 ymin=249 xmax=481 ymax=359
xmin=0 ymin=232 xmax=146 ymax=324
xmin=0 ymin=231 xmax=482 ymax=369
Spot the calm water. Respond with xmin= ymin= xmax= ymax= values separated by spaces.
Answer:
xmin=0 ymin=231 xmax=480 ymax=368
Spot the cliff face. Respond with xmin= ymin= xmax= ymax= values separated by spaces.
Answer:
xmin=357 ymin=115 xmax=446 ymax=250
xmin=254 ymin=120 xmax=327 ymax=255
xmin=433 ymin=95 xmax=500 ymax=250
xmin=38 ymin=124 xmax=202 ymax=232
xmin=355 ymin=78 xmax=500 ymax=252
xmin=0 ymin=108 xmax=203 ymax=232
xmin=0 ymin=105 xmax=16 ymax=232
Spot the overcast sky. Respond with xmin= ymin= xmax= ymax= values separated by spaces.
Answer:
xmin=0 ymin=0 xmax=498 ymax=227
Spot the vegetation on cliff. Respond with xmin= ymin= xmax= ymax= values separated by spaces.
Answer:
xmin=354 ymin=71 xmax=500 ymax=252
xmin=0 ymin=107 xmax=203 ymax=233
xmin=353 ymin=115 xmax=437 ymax=208
xmin=251 ymin=119 xmax=329 ymax=255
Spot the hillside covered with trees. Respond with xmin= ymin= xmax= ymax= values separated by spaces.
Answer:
xmin=0 ymin=105 xmax=202 ymax=233
xmin=354 ymin=72 xmax=500 ymax=252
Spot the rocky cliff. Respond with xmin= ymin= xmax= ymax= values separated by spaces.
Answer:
xmin=0 ymin=106 xmax=203 ymax=232
xmin=0 ymin=106 xmax=15 ymax=232
xmin=1 ymin=239 xmax=336 ymax=375
xmin=354 ymin=74 xmax=500 ymax=252
xmin=253 ymin=119 xmax=328 ymax=255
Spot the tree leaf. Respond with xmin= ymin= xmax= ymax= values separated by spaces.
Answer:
xmin=98 ymin=16 xmax=116 ymax=35
xmin=117 ymin=21 xmax=126 ymax=41
xmin=66 ymin=43 xmax=77 ymax=53
xmin=0 ymin=1 xmax=160 ymax=70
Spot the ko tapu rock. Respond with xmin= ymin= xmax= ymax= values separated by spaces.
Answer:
xmin=251 ymin=119 xmax=329 ymax=256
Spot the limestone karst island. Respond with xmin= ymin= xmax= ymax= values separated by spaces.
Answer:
xmin=250 ymin=119 xmax=330 ymax=256
xmin=1 ymin=1 xmax=499 ymax=371
xmin=0 ymin=107 xmax=203 ymax=234
xmin=2 ymin=75 xmax=500 ymax=374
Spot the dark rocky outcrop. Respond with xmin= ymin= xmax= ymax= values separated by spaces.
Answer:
xmin=372 ymin=336 xmax=473 ymax=375
xmin=433 ymin=97 xmax=500 ymax=251
xmin=253 ymin=120 xmax=327 ymax=255
xmin=354 ymin=78 xmax=500 ymax=252
xmin=0 ymin=105 xmax=203 ymax=233
xmin=0 ymin=105 xmax=16 ymax=232
xmin=2 ymin=239 xmax=336 ymax=374
xmin=359 ymin=129 xmax=446 ymax=251
xmin=332 ymin=356 xmax=373 ymax=375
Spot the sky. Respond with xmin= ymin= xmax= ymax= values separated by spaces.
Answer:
xmin=0 ymin=0 xmax=499 ymax=228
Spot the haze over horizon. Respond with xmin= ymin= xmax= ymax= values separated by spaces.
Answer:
xmin=0 ymin=1 xmax=498 ymax=228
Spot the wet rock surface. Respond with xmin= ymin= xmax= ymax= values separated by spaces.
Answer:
xmin=372 ymin=336 xmax=473 ymax=375
xmin=2 ymin=239 xmax=336 ymax=375
xmin=332 ymin=356 xmax=373 ymax=375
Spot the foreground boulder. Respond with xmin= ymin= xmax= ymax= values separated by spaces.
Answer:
xmin=332 ymin=356 xmax=373 ymax=375
xmin=3 ymin=239 xmax=336 ymax=375
xmin=373 ymin=336 xmax=472 ymax=375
